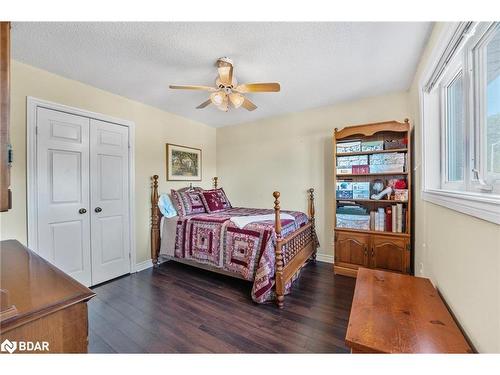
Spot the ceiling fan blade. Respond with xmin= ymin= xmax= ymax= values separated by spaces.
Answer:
xmin=196 ymin=99 xmax=212 ymax=109
xmin=217 ymin=60 xmax=233 ymax=86
xmin=241 ymin=98 xmax=257 ymax=111
xmin=169 ymin=85 xmax=216 ymax=91
xmin=235 ymin=83 xmax=280 ymax=93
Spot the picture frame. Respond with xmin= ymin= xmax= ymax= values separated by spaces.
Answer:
xmin=166 ymin=143 xmax=202 ymax=181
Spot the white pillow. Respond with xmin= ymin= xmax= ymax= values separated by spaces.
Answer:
xmin=158 ymin=193 xmax=177 ymax=218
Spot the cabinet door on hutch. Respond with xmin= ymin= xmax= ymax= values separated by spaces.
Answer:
xmin=334 ymin=232 xmax=370 ymax=269
xmin=370 ymin=235 xmax=409 ymax=273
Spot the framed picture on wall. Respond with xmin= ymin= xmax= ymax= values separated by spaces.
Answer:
xmin=166 ymin=143 xmax=202 ymax=181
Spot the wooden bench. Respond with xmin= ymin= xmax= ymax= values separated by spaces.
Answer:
xmin=345 ymin=268 xmax=473 ymax=353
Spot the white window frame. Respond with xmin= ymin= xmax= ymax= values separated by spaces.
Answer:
xmin=439 ymin=58 xmax=466 ymax=191
xmin=420 ymin=22 xmax=500 ymax=224
xmin=467 ymin=22 xmax=500 ymax=193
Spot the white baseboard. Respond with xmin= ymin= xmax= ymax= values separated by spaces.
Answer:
xmin=134 ymin=259 xmax=153 ymax=272
xmin=315 ymin=253 xmax=334 ymax=264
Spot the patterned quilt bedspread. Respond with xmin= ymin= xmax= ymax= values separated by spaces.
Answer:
xmin=173 ymin=207 xmax=311 ymax=303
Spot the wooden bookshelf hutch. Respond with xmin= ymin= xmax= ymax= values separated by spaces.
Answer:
xmin=333 ymin=119 xmax=412 ymax=277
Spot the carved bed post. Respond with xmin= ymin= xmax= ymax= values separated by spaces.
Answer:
xmin=308 ymin=188 xmax=317 ymax=260
xmin=213 ymin=176 xmax=218 ymax=189
xmin=151 ymin=175 xmax=161 ymax=267
xmin=273 ymin=191 xmax=285 ymax=309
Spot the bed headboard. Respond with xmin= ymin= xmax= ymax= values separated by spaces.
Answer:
xmin=150 ymin=175 xmax=220 ymax=265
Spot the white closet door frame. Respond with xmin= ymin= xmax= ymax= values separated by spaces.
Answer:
xmin=26 ymin=97 xmax=138 ymax=273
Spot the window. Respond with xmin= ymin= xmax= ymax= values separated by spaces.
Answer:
xmin=471 ymin=23 xmax=500 ymax=194
xmin=485 ymin=27 xmax=500 ymax=179
xmin=420 ymin=22 xmax=500 ymax=224
xmin=444 ymin=70 xmax=465 ymax=185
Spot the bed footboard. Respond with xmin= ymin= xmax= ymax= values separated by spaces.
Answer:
xmin=273 ymin=188 xmax=317 ymax=309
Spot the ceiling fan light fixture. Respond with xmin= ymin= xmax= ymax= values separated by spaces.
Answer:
xmin=210 ymin=91 xmax=226 ymax=106
xmin=214 ymin=93 xmax=229 ymax=112
xmin=229 ymin=92 xmax=244 ymax=108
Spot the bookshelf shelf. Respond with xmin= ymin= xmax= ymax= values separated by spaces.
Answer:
xmin=335 ymin=148 xmax=408 ymax=157
xmin=334 ymin=227 xmax=410 ymax=238
xmin=337 ymin=172 xmax=408 ymax=177
xmin=333 ymin=119 xmax=413 ymax=278
xmin=336 ymin=198 xmax=408 ymax=203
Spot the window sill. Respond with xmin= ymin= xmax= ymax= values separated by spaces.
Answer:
xmin=422 ymin=188 xmax=500 ymax=224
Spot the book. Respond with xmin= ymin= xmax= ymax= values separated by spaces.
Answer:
xmin=402 ymin=207 xmax=407 ymax=233
xmin=385 ymin=206 xmax=392 ymax=232
xmin=392 ymin=205 xmax=397 ymax=233
xmin=377 ymin=207 xmax=385 ymax=231
xmin=396 ymin=203 xmax=403 ymax=233
xmin=370 ymin=211 xmax=376 ymax=230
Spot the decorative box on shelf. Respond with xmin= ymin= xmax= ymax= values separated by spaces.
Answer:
xmin=337 ymin=167 xmax=353 ymax=175
xmin=352 ymin=182 xmax=370 ymax=199
xmin=361 ymin=140 xmax=384 ymax=152
xmin=369 ymin=164 xmax=405 ymax=173
xmin=336 ymin=140 xmax=361 ymax=154
xmin=384 ymin=138 xmax=407 ymax=150
xmin=369 ymin=152 xmax=406 ymax=165
xmin=352 ymin=165 xmax=370 ymax=174
xmin=336 ymin=214 xmax=371 ymax=230
xmin=337 ymin=155 xmax=369 ymax=167
xmin=336 ymin=181 xmax=353 ymax=199
xmin=394 ymin=189 xmax=409 ymax=201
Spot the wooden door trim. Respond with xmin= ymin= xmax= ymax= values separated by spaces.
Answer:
xmin=26 ymin=97 xmax=137 ymax=273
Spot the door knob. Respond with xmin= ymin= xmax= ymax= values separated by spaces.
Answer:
xmin=95 ymin=207 xmax=102 ymax=213
xmin=79 ymin=208 xmax=87 ymax=214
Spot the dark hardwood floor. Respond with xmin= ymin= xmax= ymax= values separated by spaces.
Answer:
xmin=88 ymin=260 xmax=356 ymax=353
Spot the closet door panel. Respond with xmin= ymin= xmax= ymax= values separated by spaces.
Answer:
xmin=90 ymin=119 xmax=130 ymax=284
xmin=36 ymin=108 xmax=91 ymax=286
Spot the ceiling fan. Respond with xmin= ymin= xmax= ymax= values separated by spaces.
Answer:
xmin=169 ymin=57 xmax=280 ymax=112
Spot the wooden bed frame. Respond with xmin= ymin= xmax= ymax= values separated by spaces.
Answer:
xmin=150 ymin=175 xmax=317 ymax=308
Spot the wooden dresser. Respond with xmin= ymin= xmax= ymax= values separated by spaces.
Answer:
xmin=345 ymin=268 xmax=473 ymax=353
xmin=0 ymin=240 xmax=95 ymax=353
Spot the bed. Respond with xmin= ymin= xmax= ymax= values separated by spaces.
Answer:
xmin=150 ymin=175 xmax=318 ymax=308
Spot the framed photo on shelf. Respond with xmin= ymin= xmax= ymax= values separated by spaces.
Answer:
xmin=166 ymin=143 xmax=202 ymax=181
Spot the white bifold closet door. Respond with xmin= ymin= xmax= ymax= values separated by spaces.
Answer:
xmin=36 ymin=108 xmax=92 ymax=285
xmin=89 ymin=119 xmax=130 ymax=285
xmin=36 ymin=107 xmax=130 ymax=286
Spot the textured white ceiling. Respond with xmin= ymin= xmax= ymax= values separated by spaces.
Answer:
xmin=11 ymin=22 xmax=432 ymax=127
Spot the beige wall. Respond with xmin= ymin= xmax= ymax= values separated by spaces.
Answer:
xmin=408 ymin=23 xmax=500 ymax=353
xmin=0 ymin=60 xmax=217 ymax=264
xmin=216 ymin=93 xmax=409 ymax=262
